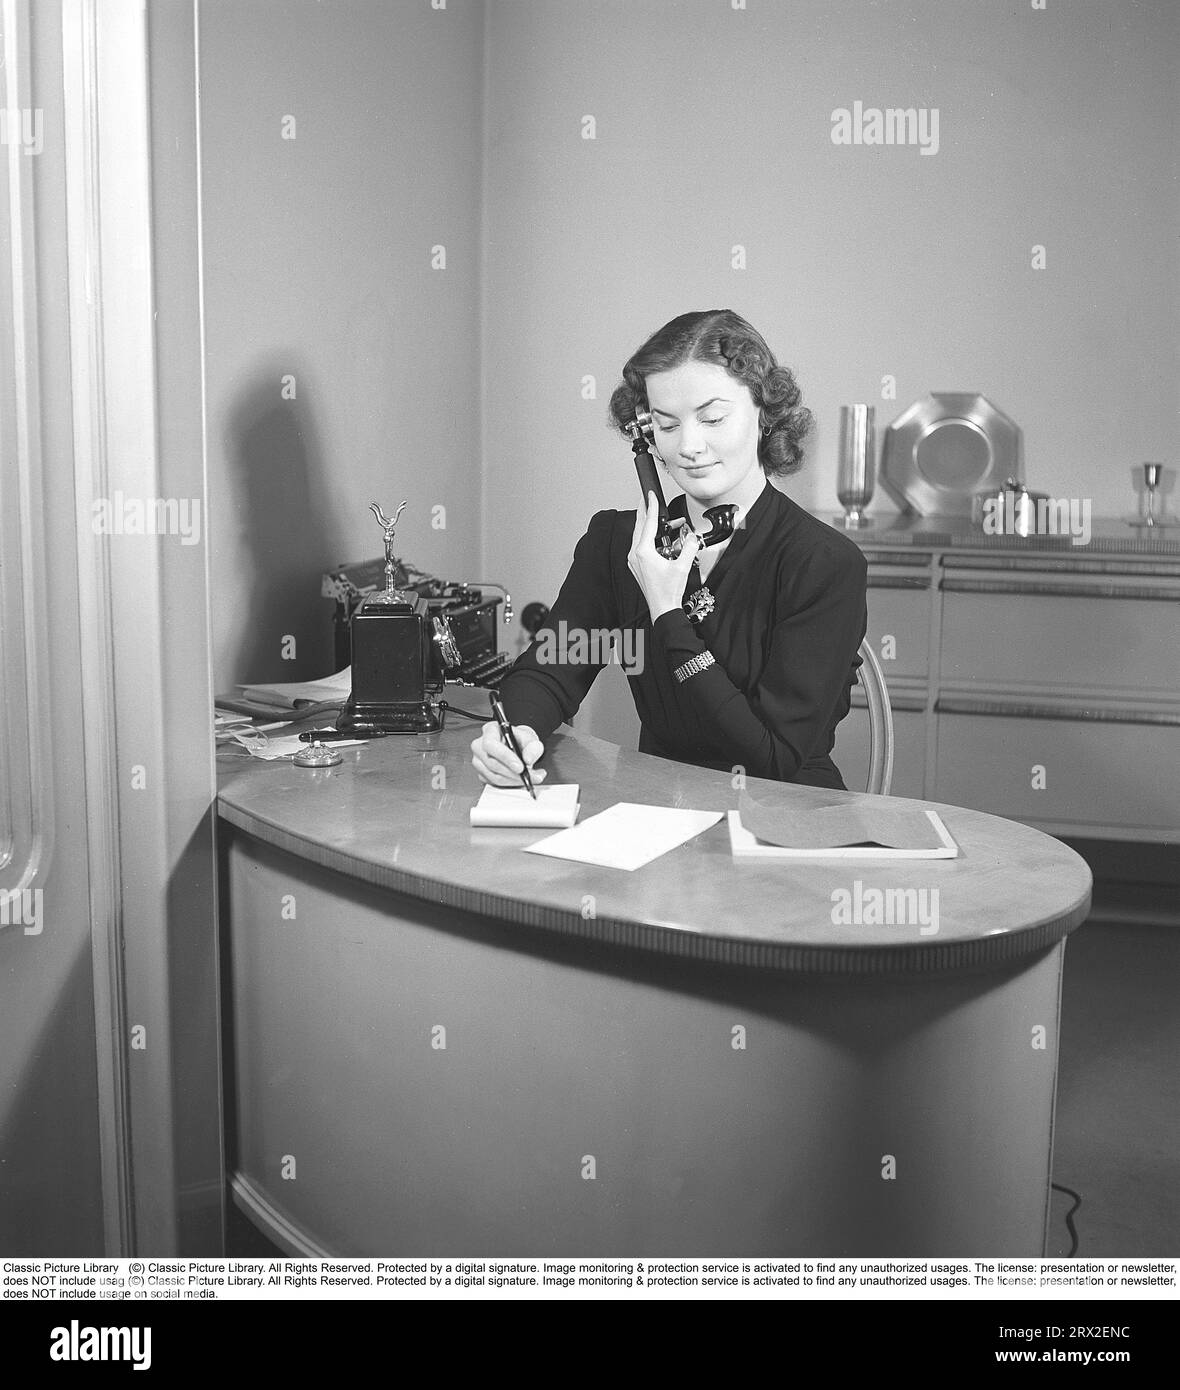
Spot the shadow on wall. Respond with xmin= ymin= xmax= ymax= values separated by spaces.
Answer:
xmin=220 ymin=361 xmax=341 ymax=687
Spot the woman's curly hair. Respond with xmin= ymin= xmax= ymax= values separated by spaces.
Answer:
xmin=607 ymin=309 xmax=813 ymax=477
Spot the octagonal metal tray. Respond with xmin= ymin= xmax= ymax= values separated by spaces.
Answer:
xmin=880 ymin=392 xmax=1022 ymax=517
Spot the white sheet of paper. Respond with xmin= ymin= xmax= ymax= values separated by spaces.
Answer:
xmin=470 ymin=784 xmax=581 ymax=828
xmin=523 ymin=802 xmax=723 ymax=871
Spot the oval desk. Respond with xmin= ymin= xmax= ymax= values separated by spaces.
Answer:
xmin=216 ymin=722 xmax=1092 ymax=1258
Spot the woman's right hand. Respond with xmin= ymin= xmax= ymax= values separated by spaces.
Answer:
xmin=470 ymin=721 xmax=547 ymax=787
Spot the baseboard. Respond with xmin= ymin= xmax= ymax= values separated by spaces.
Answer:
xmin=229 ymin=1172 xmax=334 ymax=1258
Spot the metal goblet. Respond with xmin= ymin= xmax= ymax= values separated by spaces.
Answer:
xmin=1142 ymin=462 xmax=1163 ymax=527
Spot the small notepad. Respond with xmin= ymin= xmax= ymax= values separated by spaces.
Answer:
xmin=470 ymin=784 xmax=581 ymax=828
xmin=523 ymin=803 xmax=724 ymax=871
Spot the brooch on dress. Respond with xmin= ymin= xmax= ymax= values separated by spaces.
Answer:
xmin=683 ymin=587 xmax=715 ymax=624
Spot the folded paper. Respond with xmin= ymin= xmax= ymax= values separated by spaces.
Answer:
xmin=730 ymin=791 xmax=957 ymax=859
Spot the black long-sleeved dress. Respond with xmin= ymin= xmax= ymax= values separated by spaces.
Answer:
xmin=498 ymin=482 xmax=868 ymax=789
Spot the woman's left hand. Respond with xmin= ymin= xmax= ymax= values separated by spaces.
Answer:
xmin=628 ymin=491 xmax=702 ymax=622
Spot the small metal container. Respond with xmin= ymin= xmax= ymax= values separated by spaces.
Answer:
xmin=971 ymin=478 xmax=1053 ymax=536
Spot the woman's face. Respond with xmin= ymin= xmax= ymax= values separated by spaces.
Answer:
xmin=644 ymin=361 xmax=762 ymax=506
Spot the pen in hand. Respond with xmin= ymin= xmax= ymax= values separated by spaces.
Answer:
xmin=489 ymin=691 xmax=537 ymax=800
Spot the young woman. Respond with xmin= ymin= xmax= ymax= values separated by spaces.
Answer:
xmin=471 ymin=309 xmax=868 ymax=791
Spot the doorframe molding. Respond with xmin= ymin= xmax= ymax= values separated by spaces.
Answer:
xmin=0 ymin=0 xmax=56 ymax=890
xmin=60 ymin=0 xmax=142 ymax=1257
xmin=61 ymin=0 xmax=223 ymax=1255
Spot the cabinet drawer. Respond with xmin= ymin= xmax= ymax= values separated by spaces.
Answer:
xmin=865 ymin=586 xmax=930 ymax=679
xmin=933 ymin=712 xmax=1180 ymax=833
xmin=940 ymin=591 xmax=1180 ymax=697
xmin=832 ymin=704 xmax=927 ymax=798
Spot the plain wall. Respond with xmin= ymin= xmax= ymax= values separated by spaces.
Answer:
xmin=481 ymin=0 xmax=1180 ymax=744
xmin=198 ymin=0 xmax=1178 ymax=734
xmin=200 ymin=0 xmax=485 ymax=689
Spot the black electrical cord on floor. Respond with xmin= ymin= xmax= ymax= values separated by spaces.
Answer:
xmin=1051 ymin=1182 xmax=1082 ymax=1256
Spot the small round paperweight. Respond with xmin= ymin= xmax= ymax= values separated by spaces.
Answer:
xmin=293 ymin=740 xmax=343 ymax=768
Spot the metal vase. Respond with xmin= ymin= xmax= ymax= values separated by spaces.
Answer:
xmin=837 ymin=404 xmax=876 ymax=528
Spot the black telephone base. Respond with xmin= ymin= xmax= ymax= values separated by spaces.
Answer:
xmin=336 ymin=700 xmax=445 ymax=735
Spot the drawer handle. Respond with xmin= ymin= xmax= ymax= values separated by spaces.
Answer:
xmin=940 ymin=578 xmax=1180 ymax=600
xmin=863 ymin=553 xmax=933 ymax=569
xmin=942 ymin=556 xmax=1180 ymax=578
xmin=867 ymin=576 xmax=932 ymax=591
xmin=936 ymin=698 xmax=1180 ymax=726
xmin=851 ymin=690 xmax=927 ymax=712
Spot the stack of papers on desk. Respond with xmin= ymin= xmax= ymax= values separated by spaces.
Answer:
xmin=729 ymin=793 xmax=958 ymax=859
xmin=238 ymin=667 xmax=352 ymax=709
xmin=214 ymin=710 xmax=288 ymax=748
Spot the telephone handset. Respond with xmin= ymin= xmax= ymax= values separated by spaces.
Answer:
xmin=624 ymin=409 xmax=737 ymax=558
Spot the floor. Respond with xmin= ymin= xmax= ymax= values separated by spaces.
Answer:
xmin=1048 ymin=918 xmax=1180 ymax=1257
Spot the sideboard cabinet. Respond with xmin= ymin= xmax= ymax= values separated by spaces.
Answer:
xmin=827 ymin=515 xmax=1180 ymax=844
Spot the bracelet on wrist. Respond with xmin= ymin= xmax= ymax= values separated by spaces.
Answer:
xmin=673 ymin=652 xmax=716 ymax=684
